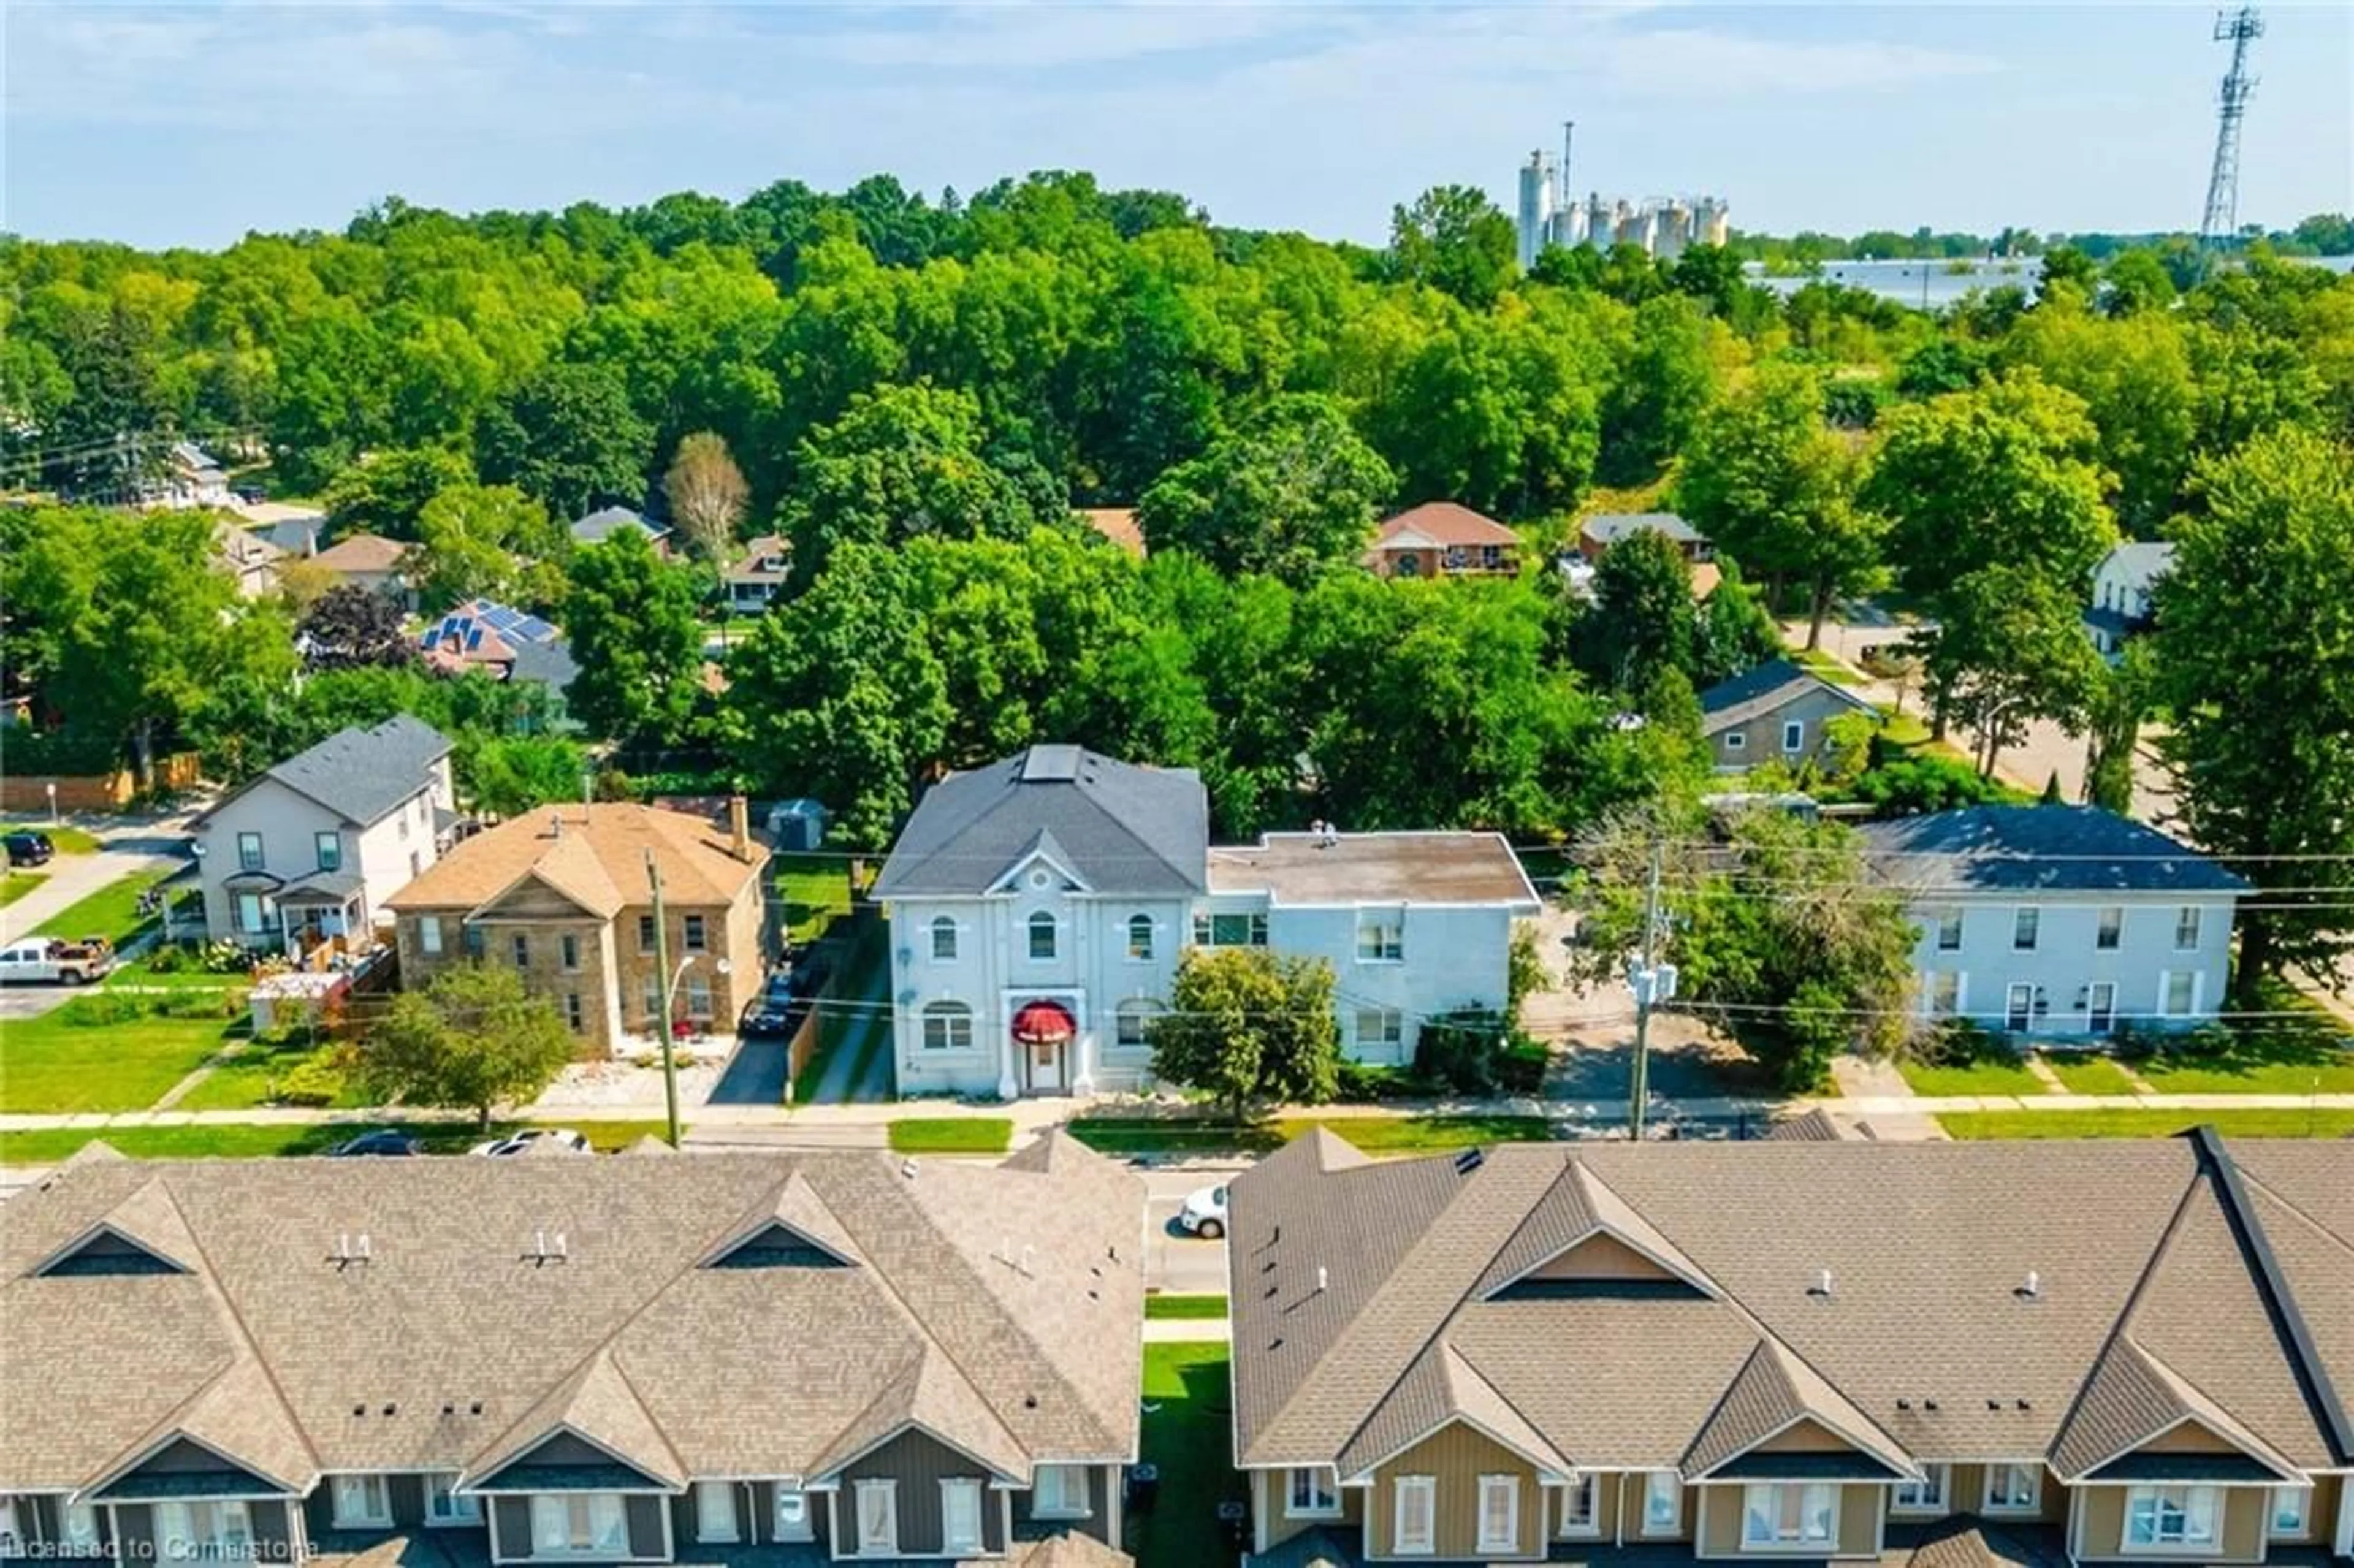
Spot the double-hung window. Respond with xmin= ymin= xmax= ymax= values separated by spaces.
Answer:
xmin=638 ymin=915 xmax=657 ymax=951
xmin=2271 ymin=1485 xmax=2310 ymax=1539
xmin=852 ymin=1479 xmax=899 ymax=1555
xmin=1781 ymin=719 xmax=1807 ymax=753
xmin=1892 ymin=1465 xmax=1949 ymax=1513
xmin=559 ymin=934 xmax=580 ymax=972
xmin=1933 ymin=910 xmax=1964 ymax=951
xmin=1984 ymin=1463 xmax=2041 ymax=1513
xmin=1028 ymin=911 xmax=1058 ymax=961
xmin=424 ymin=1474 xmax=479 ymax=1526
xmin=2126 ymin=1485 xmax=2218 ymax=1550
xmin=237 ymin=832 xmax=264 ymax=873
xmin=1355 ymin=910 xmax=1404 ymax=962
xmin=940 ymin=1479 xmax=983 ymax=1554
xmin=1127 ymin=914 xmax=1155 ymax=961
xmin=1286 ymin=1467 xmax=1339 ymax=1518
xmin=2174 ymin=906 xmax=2203 ymax=950
xmin=2097 ymin=906 xmax=2123 ymax=950
xmin=2013 ymin=907 xmax=2040 ymax=951
xmin=237 ymin=892 xmax=269 ymax=935
xmin=156 ymin=1502 xmax=252 ymax=1560
xmin=1559 ymin=1474 xmax=1599 ymax=1537
xmin=923 ymin=1001 xmax=974 ymax=1051
xmin=1642 ymin=1471 xmax=1682 ymax=1536
xmin=510 ymin=933 xmax=529 ymax=968
xmin=314 ymin=832 xmax=342 ymax=873
xmin=332 ymin=1474 xmax=393 ymax=1529
xmin=1392 ymin=1475 xmax=1436 ymax=1555
xmin=771 ymin=1488 xmax=814 ymax=1543
xmin=530 ymin=1496 xmax=625 ymax=1558
xmin=419 ymin=914 xmax=443 ymax=956
xmin=1034 ymin=1464 xmax=1091 ymax=1519
xmin=682 ymin=914 xmax=707 ymax=953
xmin=694 ymin=1480 xmax=739 ymax=1544
xmin=1192 ymin=911 xmax=1268 ymax=947
xmin=2163 ymin=970 xmax=2197 ymax=1016
xmin=1476 ymin=1475 xmax=1520 ymax=1555
xmin=931 ymin=917 xmax=958 ymax=961
xmin=59 ymin=1503 xmax=102 ymax=1554
xmin=1742 ymin=1484 xmax=1835 ymax=1549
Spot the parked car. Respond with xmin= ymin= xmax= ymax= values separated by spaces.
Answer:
xmin=328 ymin=1128 xmax=422 ymax=1158
xmin=0 ymin=936 xmax=115 ymax=986
xmin=1176 ymin=1183 xmax=1229 ymax=1240
xmin=738 ymin=994 xmax=800 ymax=1039
xmin=4 ymin=832 xmax=55 ymax=867
xmin=469 ymin=1128 xmax=590 ymax=1159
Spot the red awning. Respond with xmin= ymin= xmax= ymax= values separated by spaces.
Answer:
xmin=1010 ymin=999 xmax=1077 ymax=1045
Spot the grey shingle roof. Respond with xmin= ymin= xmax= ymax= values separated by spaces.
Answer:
xmin=1854 ymin=806 xmax=2250 ymax=896
xmin=203 ymin=715 xmax=450 ymax=828
xmin=1582 ymin=512 xmax=1707 ymax=548
xmin=1697 ymin=658 xmax=1878 ymax=733
xmin=570 ymin=506 xmax=669 ymax=545
xmin=874 ymin=747 xmax=1209 ymax=898
xmin=1228 ymin=1137 xmax=2354 ymax=1483
xmin=0 ymin=1136 xmax=1142 ymax=1494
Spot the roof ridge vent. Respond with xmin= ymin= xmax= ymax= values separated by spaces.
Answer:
xmin=1808 ymin=1268 xmax=1834 ymax=1298
xmin=2016 ymin=1269 xmax=2041 ymax=1300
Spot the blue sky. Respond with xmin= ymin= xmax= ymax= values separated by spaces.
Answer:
xmin=6 ymin=3 xmax=2348 ymax=249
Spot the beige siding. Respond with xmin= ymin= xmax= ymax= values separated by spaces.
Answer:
xmin=1369 ymin=1423 xmax=1542 ymax=1561
xmin=1526 ymin=1233 xmax=1678 ymax=1284
xmin=1558 ymin=1471 xmax=1621 ymax=1540
xmin=2074 ymin=1483 xmax=2271 ymax=1562
xmin=1709 ymin=688 xmax=1872 ymax=774
xmin=2146 ymin=1420 xmax=2245 ymax=1455
xmin=1695 ymin=1483 xmax=1882 ymax=1560
xmin=1755 ymin=1420 xmax=1856 ymax=1455
xmin=840 ymin=1429 xmax=1005 ymax=1556
xmin=1255 ymin=1470 xmax=1363 ymax=1553
xmin=1613 ymin=1471 xmax=1696 ymax=1543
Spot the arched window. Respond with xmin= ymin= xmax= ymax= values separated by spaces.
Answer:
xmin=930 ymin=916 xmax=958 ymax=961
xmin=921 ymin=1001 xmax=973 ymax=1051
xmin=1027 ymin=911 xmax=1058 ymax=961
xmin=1127 ymin=914 xmax=1154 ymax=961
xmin=1114 ymin=999 xmax=1162 ymax=1051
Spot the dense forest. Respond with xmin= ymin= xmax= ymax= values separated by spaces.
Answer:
xmin=2 ymin=173 xmax=2350 ymax=992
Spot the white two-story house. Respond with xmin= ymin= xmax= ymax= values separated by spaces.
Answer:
xmin=872 ymin=745 xmax=1539 ymax=1098
xmin=189 ymin=715 xmax=455 ymax=956
xmin=1859 ymin=805 xmax=2248 ymax=1040
xmin=2084 ymin=540 xmax=2174 ymax=660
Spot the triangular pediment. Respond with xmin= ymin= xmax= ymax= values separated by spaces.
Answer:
xmin=34 ymin=1180 xmax=197 ymax=1277
xmin=702 ymin=1170 xmax=865 ymax=1270
xmin=989 ymin=829 xmax=1091 ymax=896
xmin=468 ymin=1350 xmax=684 ymax=1491
xmin=1479 ymin=1163 xmax=1716 ymax=1300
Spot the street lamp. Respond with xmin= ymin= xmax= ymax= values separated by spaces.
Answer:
xmin=44 ymin=782 xmax=57 ymax=826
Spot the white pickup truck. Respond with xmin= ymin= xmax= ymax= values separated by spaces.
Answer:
xmin=0 ymin=937 xmax=116 ymax=985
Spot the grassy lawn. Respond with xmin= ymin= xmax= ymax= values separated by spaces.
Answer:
xmin=776 ymin=854 xmax=852 ymax=944
xmin=2131 ymin=1019 xmax=2354 ymax=1095
xmin=2040 ymin=1054 xmax=2143 ymax=1095
xmin=1896 ymin=1056 xmax=2049 ymax=1097
xmin=0 ymin=1119 xmax=677 ymax=1166
xmin=172 ymin=1033 xmax=367 ymax=1111
xmin=106 ymin=954 xmax=252 ymax=988
xmin=1940 ymin=1108 xmax=2354 ymax=1140
xmin=1133 ymin=1344 xmax=1236 ymax=1568
xmin=30 ymin=867 xmax=177 ymax=945
xmin=1068 ymin=1113 xmax=1552 ymax=1158
xmin=1790 ymin=647 xmax=1867 ymax=687
xmin=887 ymin=1117 xmax=1013 ymax=1155
xmin=0 ymin=994 xmax=245 ymax=1113
xmin=1877 ymin=709 xmax=1932 ymax=747
xmin=1145 ymin=1294 xmax=1229 ymax=1321
xmin=3 ymin=823 xmax=102 ymax=854
xmin=0 ymin=871 xmax=47 ymax=907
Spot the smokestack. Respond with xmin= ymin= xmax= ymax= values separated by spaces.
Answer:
xmin=729 ymin=795 xmax=751 ymax=862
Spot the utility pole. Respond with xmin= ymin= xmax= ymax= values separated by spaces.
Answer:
xmin=646 ymin=850 xmax=682 ymax=1149
xmin=1626 ymin=842 xmax=1677 ymax=1140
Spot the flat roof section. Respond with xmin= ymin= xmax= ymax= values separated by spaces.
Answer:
xmin=1206 ymin=831 xmax=1540 ymax=908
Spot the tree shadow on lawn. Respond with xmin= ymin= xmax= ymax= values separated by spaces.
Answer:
xmin=1544 ymin=1032 xmax=1778 ymax=1103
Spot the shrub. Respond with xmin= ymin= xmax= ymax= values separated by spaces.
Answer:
xmin=1335 ymin=1060 xmax=1424 ymax=1102
xmin=61 ymin=992 xmax=152 ymax=1027
xmin=1412 ymin=1009 xmax=1515 ymax=1095
xmin=1497 ymin=1039 xmax=1552 ymax=1095
xmin=273 ymin=1057 xmax=346 ymax=1108
xmin=1905 ymin=1018 xmax=2016 ymax=1070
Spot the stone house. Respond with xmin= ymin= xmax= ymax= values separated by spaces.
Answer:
xmin=386 ymin=801 xmax=767 ymax=1054
xmin=1697 ymin=658 xmax=1881 ymax=774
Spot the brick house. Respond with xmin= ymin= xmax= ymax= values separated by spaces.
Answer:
xmin=386 ymin=801 xmax=767 ymax=1054
xmin=1363 ymin=503 xmax=1523 ymax=579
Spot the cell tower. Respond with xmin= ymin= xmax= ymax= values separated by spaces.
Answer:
xmin=2199 ymin=6 xmax=2263 ymax=246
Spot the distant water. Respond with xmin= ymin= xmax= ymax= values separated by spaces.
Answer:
xmin=1744 ymin=254 xmax=2354 ymax=308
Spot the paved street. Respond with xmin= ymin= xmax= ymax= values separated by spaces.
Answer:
xmin=0 ymin=818 xmax=194 ymax=945
xmin=1143 ymin=1166 xmax=1232 ymax=1296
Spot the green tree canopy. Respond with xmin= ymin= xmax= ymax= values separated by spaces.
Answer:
xmin=1388 ymin=185 xmax=1518 ymax=308
xmin=1135 ymin=393 xmax=1395 ymax=581
xmin=1147 ymin=946 xmax=1339 ymax=1124
xmin=350 ymin=962 xmax=577 ymax=1128
xmin=476 ymin=360 xmax=655 ymax=520
xmin=319 ymin=445 xmax=475 ymax=540
xmin=411 ymin=482 xmax=563 ymax=610
xmin=562 ymin=528 xmax=705 ymax=748
xmin=2154 ymin=426 xmax=2354 ymax=996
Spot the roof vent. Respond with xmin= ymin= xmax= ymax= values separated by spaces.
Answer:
xmin=1895 ymin=1399 xmax=1911 ymax=1411
xmin=901 ymin=1159 xmax=918 ymax=1181
xmin=549 ymin=812 xmax=563 ymax=840
xmin=1453 ymin=1148 xmax=1485 ymax=1176
xmin=525 ymin=1229 xmax=568 ymax=1267
xmin=470 ymin=1402 xmax=483 ymax=1416
xmin=2015 ymin=1269 xmax=2041 ymax=1300
xmin=1314 ymin=1266 xmax=1328 ymax=1294
xmin=331 ymin=1232 xmax=370 ymax=1269
xmin=1808 ymin=1268 xmax=1834 ymax=1298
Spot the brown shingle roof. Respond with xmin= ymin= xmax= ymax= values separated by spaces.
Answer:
xmin=0 ymin=1146 xmax=1143 ymax=1493
xmin=1229 ymin=1137 xmax=2354 ymax=1481
xmin=1373 ymin=503 xmax=1520 ymax=550
xmin=387 ymin=803 xmax=761 ymax=915
xmin=312 ymin=533 xmax=409 ymax=573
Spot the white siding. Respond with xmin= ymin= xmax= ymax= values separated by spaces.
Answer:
xmin=1905 ymin=893 xmax=2238 ymax=1037
xmin=195 ymin=772 xmax=446 ymax=949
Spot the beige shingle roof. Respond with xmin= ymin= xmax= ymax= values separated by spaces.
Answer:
xmin=0 ymin=1139 xmax=1141 ymax=1494
xmin=387 ymin=803 xmax=761 ymax=915
xmin=1230 ymin=1137 xmax=2354 ymax=1481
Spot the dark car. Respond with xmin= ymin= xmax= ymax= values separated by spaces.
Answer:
xmin=4 ymin=832 xmax=55 ymax=867
xmin=327 ymin=1128 xmax=422 ymax=1158
xmin=738 ymin=996 xmax=799 ymax=1038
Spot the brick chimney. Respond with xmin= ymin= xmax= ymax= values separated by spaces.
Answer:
xmin=729 ymin=794 xmax=752 ymax=862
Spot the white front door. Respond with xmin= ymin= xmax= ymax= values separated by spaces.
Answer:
xmin=1029 ymin=1038 xmax=1064 ymax=1092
